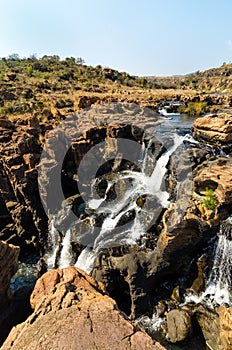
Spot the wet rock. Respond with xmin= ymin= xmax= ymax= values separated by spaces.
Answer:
xmin=155 ymin=300 xmax=167 ymax=317
xmin=1 ymin=267 xmax=164 ymax=350
xmin=171 ymin=286 xmax=184 ymax=304
xmin=166 ymin=309 xmax=192 ymax=343
xmin=0 ymin=241 xmax=19 ymax=308
xmin=190 ymin=254 xmax=208 ymax=293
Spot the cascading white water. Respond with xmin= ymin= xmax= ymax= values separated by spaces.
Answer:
xmin=46 ymin=132 xmax=191 ymax=274
xmin=146 ymin=133 xmax=186 ymax=207
xmin=75 ymin=247 xmax=98 ymax=275
xmin=185 ymin=216 xmax=232 ymax=307
xmin=46 ymin=218 xmax=60 ymax=269
xmin=59 ymin=227 xmax=73 ymax=268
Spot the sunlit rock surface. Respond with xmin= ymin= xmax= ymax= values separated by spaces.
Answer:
xmin=1 ymin=267 xmax=164 ymax=350
xmin=193 ymin=113 xmax=232 ymax=144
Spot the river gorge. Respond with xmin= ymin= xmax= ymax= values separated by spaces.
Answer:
xmin=0 ymin=102 xmax=232 ymax=349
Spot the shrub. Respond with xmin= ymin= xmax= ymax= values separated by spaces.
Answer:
xmin=203 ymin=187 xmax=217 ymax=210
xmin=27 ymin=65 xmax=33 ymax=76
xmin=183 ymin=102 xmax=209 ymax=116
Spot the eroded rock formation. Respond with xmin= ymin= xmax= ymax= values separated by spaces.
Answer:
xmin=0 ymin=103 xmax=159 ymax=251
xmin=0 ymin=116 xmax=48 ymax=251
xmin=193 ymin=113 xmax=232 ymax=145
xmin=0 ymin=267 xmax=164 ymax=350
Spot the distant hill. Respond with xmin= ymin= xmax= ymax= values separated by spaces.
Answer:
xmin=145 ymin=63 xmax=232 ymax=92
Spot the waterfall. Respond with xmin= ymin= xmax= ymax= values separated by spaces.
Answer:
xmin=45 ymin=132 xmax=191 ymax=274
xmin=75 ymin=247 xmax=98 ymax=275
xmin=203 ymin=216 xmax=232 ymax=306
xmin=185 ymin=216 xmax=232 ymax=307
xmin=46 ymin=218 xmax=60 ymax=269
xmin=59 ymin=227 xmax=73 ymax=268
xmin=146 ymin=133 xmax=186 ymax=207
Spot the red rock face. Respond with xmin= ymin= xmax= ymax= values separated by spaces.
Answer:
xmin=1 ymin=267 xmax=164 ymax=350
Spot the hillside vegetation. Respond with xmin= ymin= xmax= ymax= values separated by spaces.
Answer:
xmin=0 ymin=54 xmax=157 ymax=121
xmin=146 ymin=62 xmax=232 ymax=92
xmin=1 ymin=55 xmax=232 ymax=123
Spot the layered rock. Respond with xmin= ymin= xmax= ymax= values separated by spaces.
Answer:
xmin=0 ymin=116 xmax=48 ymax=251
xmin=0 ymin=267 xmax=164 ymax=350
xmin=193 ymin=113 xmax=232 ymax=144
xmin=0 ymin=103 xmax=160 ymax=250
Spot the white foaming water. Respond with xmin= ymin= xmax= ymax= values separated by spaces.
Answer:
xmin=136 ymin=313 xmax=165 ymax=334
xmin=146 ymin=133 xmax=187 ymax=207
xmin=185 ymin=217 xmax=232 ymax=307
xmin=75 ymin=247 xmax=97 ymax=275
xmin=59 ymin=227 xmax=73 ymax=268
xmin=138 ymin=141 xmax=146 ymax=164
xmin=46 ymin=218 xmax=60 ymax=269
xmin=88 ymin=180 xmax=112 ymax=210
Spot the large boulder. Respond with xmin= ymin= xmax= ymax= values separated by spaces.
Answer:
xmin=193 ymin=113 xmax=232 ymax=144
xmin=1 ymin=267 xmax=164 ymax=350
xmin=166 ymin=309 xmax=192 ymax=343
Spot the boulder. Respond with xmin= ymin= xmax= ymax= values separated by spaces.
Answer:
xmin=1 ymin=267 xmax=164 ymax=350
xmin=166 ymin=309 xmax=192 ymax=343
xmin=193 ymin=113 xmax=232 ymax=144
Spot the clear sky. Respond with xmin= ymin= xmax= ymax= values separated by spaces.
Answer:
xmin=0 ymin=0 xmax=232 ymax=76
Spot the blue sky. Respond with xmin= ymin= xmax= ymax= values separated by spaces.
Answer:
xmin=0 ymin=0 xmax=232 ymax=76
